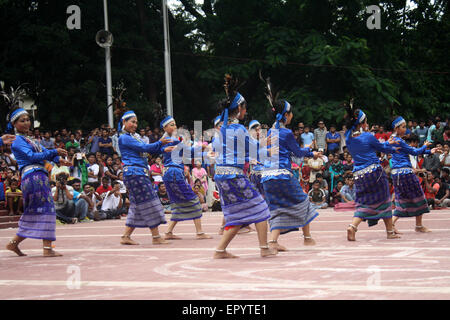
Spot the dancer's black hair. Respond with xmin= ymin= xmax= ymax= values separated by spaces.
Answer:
xmin=216 ymin=74 xmax=246 ymax=118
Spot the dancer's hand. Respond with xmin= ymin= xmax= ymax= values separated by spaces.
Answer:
xmin=387 ymin=136 xmax=399 ymax=145
xmin=424 ymin=140 xmax=432 ymax=147
xmin=1 ymin=134 xmax=16 ymax=145
xmin=56 ymin=148 xmax=68 ymax=157
xmin=159 ymin=137 xmax=173 ymax=145
xmin=164 ymin=146 xmax=177 ymax=153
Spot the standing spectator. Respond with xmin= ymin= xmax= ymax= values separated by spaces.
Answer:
xmin=375 ymin=126 xmax=390 ymax=143
xmin=307 ymin=152 xmax=324 ymax=186
xmin=432 ymin=120 xmax=445 ymax=146
xmin=98 ymin=129 xmax=114 ymax=156
xmin=70 ymin=152 xmax=89 ymax=187
xmin=308 ymin=180 xmax=328 ymax=209
xmin=139 ymin=129 xmax=150 ymax=144
xmin=6 ymin=178 xmax=22 ymax=216
xmin=443 ymin=126 xmax=450 ymax=142
xmin=440 ymin=142 xmax=450 ymax=171
xmin=301 ymin=126 xmax=314 ymax=148
xmin=426 ymin=119 xmax=436 ymax=143
xmin=314 ymin=120 xmax=327 ymax=151
xmin=326 ymin=125 xmax=341 ymax=155
xmin=87 ymin=128 xmax=101 ymax=153
xmin=192 ymin=160 xmax=208 ymax=194
xmin=338 ymin=125 xmax=347 ymax=154
xmin=65 ymin=133 xmax=80 ymax=150
xmin=340 ymin=176 xmax=356 ymax=203
xmin=423 ymin=152 xmax=441 ymax=178
xmin=86 ymin=153 xmax=100 ymax=187
xmin=296 ymin=123 xmax=304 ymax=147
xmin=415 ymin=121 xmax=428 ymax=145
xmin=60 ymin=128 xmax=70 ymax=145
xmin=40 ymin=131 xmax=55 ymax=150
xmin=111 ymin=129 xmax=121 ymax=157
xmin=150 ymin=156 xmax=164 ymax=186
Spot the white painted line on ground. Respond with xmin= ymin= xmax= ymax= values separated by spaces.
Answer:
xmin=0 ymin=279 xmax=449 ymax=295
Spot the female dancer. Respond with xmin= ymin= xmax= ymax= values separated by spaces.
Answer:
xmin=159 ymin=116 xmax=212 ymax=240
xmin=259 ymin=78 xmax=320 ymax=252
xmin=213 ymin=74 xmax=276 ymax=259
xmin=4 ymin=105 xmax=69 ymax=257
xmin=344 ymin=104 xmax=401 ymax=241
xmin=390 ymin=116 xmax=440 ymax=233
xmin=117 ymin=110 xmax=175 ymax=245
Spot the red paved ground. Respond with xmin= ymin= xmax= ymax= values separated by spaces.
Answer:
xmin=0 ymin=208 xmax=449 ymax=300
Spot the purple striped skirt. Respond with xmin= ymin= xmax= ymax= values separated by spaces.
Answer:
xmin=392 ymin=171 xmax=429 ymax=218
xmin=353 ymin=165 xmax=392 ymax=225
xmin=215 ymin=175 xmax=270 ymax=228
xmin=124 ymin=174 xmax=166 ymax=229
xmin=17 ymin=170 xmax=56 ymax=241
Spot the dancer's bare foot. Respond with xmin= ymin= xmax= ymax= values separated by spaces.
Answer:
xmin=415 ymin=225 xmax=431 ymax=233
xmin=6 ymin=241 xmax=26 ymax=257
xmin=393 ymin=225 xmax=403 ymax=235
xmin=196 ymin=232 xmax=212 ymax=240
xmin=43 ymin=247 xmax=63 ymax=257
xmin=387 ymin=230 xmax=401 ymax=239
xmin=303 ymin=236 xmax=316 ymax=246
xmin=260 ymin=246 xmax=277 ymax=257
xmin=347 ymin=224 xmax=357 ymax=241
xmin=152 ymin=236 xmax=171 ymax=245
xmin=121 ymin=235 xmax=139 ymax=245
xmin=269 ymin=240 xmax=287 ymax=252
xmin=164 ymin=232 xmax=182 ymax=240
xmin=213 ymin=250 xmax=239 ymax=259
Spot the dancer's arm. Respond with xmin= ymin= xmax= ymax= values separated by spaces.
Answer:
xmin=12 ymin=138 xmax=64 ymax=164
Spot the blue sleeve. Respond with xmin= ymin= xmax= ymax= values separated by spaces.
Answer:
xmin=368 ymin=134 xmax=398 ymax=154
xmin=125 ymin=134 xmax=162 ymax=155
xmin=0 ymin=138 xmax=3 ymax=147
xmin=285 ymin=131 xmax=314 ymax=158
xmin=12 ymin=138 xmax=59 ymax=164
xmin=398 ymin=140 xmax=430 ymax=156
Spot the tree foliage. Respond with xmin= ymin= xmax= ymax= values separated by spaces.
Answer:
xmin=0 ymin=0 xmax=448 ymax=131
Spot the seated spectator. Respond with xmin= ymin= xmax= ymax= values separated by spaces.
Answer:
xmin=193 ymin=178 xmax=206 ymax=196
xmin=421 ymin=172 xmax=440 ymax=209
xmin=434 ymin=176 xmax=450 ymax=208
xmin=192 ymin=160 xmax=208 ymax=194
xmin=423 ymin=152 xmax=441 ymax=178
xmin=330 ymin=180 xmax=344 ymax=207
xmin=343 ymin=154 xmax=354 ymax=172
xmin=193 ymin=184 xmax=208 ymax=212
xmin=340 ymin=176 xmax=356 ymax=203
xmin=329 ymin=153 xmax=344 ymax=191
xmin=440 ymin=142 xmax=450 ymax=171
xmin=104 ymin=156 xmax=120 ymax=182
xmin=70 ymin=179 xmax=95 ymax=222
xmin=6 ymin=178 xmax=22 ymax=216
xmin=79 ymin=183 xmax=102 ymax=220
xmin=308 ymin=180 xmax=328 ymax=209
xmin=291 ymin=162 xmax=300 ymax=181
xmin=157 ymin=183 xmax=171 ymax=214
xmin=300 ymin=160 xmax=311 ymax=193
xmin=316 ymin=173 xmax=329 ymax=198
xmin=95 ymin=181 xmax=127 ymax=221
xmin=52 ymin=173 xmax=77 ymax=224
xmin=96 ymin=177 xmax=113 ymax=197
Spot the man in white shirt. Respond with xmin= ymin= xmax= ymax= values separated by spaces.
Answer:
xmin=94 ymin=181 xmax=127 ymax=221
xmin=86 ymin=153 xmax=100 ymax=186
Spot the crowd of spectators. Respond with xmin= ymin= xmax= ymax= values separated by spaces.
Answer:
xmin=0 ymin=116 xmax=449 ymax=224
